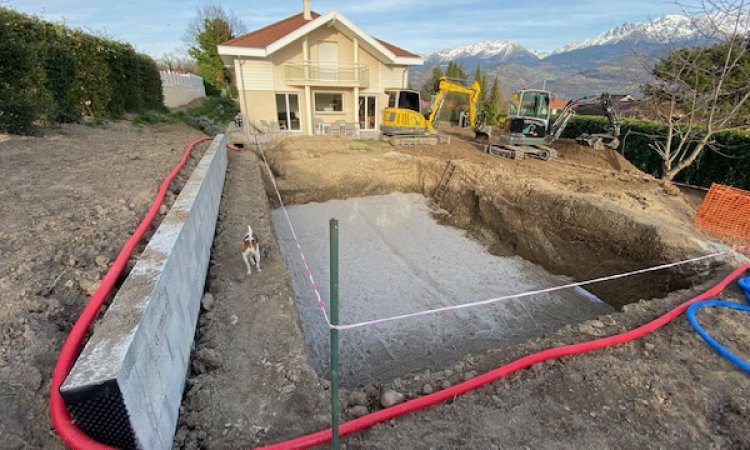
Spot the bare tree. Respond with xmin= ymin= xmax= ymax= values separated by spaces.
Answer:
xmin=183 ymin=4 xmax=246 ymax=96
xmin=641 ymin=0 xmax=750 ymax=180
xmin=156 ymin=51 xmax=197 ymax=73
xmin=183 ymin=4 xmax=246 ymax=48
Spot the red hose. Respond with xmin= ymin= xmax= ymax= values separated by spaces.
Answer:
xmin=227 ymin=144 xmax=247 ymax=152
xmin=50 ymin=136 xmax=213 ymax=450
xmin=258 ymin=264 xmax=749 ymax=450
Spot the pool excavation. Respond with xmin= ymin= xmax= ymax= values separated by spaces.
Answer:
xmin=272 ymin=193 xmax=614 ymax=386
xmin=171 ymin=134 xmax=746 ymax=449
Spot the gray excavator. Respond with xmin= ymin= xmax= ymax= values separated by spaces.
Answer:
xmin=485 ymin=90 xmax=622 ymax=161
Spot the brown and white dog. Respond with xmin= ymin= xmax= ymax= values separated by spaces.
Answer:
xmin=241 ymin=226 xmax=261 ymax=275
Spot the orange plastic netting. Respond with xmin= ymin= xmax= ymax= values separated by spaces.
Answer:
xmin=695 ymin=183 xmax=750 ymax=246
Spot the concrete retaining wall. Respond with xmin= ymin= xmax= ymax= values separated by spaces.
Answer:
xmin=60 ymin=135 xmax=228 ymax=449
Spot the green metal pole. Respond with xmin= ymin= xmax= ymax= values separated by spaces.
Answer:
xmin=329 ymin=218 xmax=340 ymax=450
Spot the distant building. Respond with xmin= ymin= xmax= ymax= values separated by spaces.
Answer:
xmin=550 ymin=98 xmax=567 ymax=115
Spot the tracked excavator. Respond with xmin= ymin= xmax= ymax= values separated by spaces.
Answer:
xmin=380 ymin=76 xmax=491 ymax=145
xmin=485 ymin=90 xmax=622 ymax=161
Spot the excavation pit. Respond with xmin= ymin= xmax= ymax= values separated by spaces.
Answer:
xmin=260 ymin=135 xmax=732 ymax=386
xmin=272 ymin=192 xmax=614 ymax=386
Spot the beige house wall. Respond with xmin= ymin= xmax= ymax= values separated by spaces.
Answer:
xmin=231 ymin=25 xmax=412 ymax=135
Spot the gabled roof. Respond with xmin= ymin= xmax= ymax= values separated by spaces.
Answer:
xmin=218 ymin=10 xmax=422 ymax=66
xmin=374 ymin=38 xmax=419 ymax=59
xmin=222 ymin=12 xmax=321 ymax=49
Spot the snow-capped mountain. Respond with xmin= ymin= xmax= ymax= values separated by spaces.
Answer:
xmin=551 ymin=12 xmax=749 ymax=55
xmin=413 ymin=12 xmax=749 ymax=99
xmin=528 ymin=49 xmax=549 ymax=59
xmin=424 ymin=40 xmax=540 ymax=67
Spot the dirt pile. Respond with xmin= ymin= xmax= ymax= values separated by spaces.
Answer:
xmin=0 ymin=121 xmax=205 ymax=448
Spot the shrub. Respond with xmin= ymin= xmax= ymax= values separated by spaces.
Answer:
xmin=0 ymin=7 xmax=164 ymax=134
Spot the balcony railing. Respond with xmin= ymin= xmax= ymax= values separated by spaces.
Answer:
xmin=285 ymin=62 xmax=370 ymax=88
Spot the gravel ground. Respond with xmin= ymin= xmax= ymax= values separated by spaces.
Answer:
xmin=3 ymin=125 xmax=748 ymax=449
xmin=0 ymin=121 xmax=205 ymax=448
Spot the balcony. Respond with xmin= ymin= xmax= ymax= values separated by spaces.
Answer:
xmin=285 ymin=62 xmax=370 ymax=88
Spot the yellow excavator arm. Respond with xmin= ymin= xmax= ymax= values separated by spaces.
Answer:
xmin=380 ymin=77 xmax=485 ymax=140
xmin=427 ymin=77 xmax=482 ymax=131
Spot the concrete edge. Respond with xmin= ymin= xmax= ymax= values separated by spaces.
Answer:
xmin=60 ymin=135 xmax=228 ymax=449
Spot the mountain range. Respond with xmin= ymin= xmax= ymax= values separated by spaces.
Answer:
xmin=413 ymin=13 xmax=748 ymax=100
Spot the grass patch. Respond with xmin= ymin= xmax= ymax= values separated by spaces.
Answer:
xmin=132 ymin=110 xmax=179 ymax=126
xmin=173 ymin=96 xmax=239 ymax=135
xmin=129 ymin=96 xmax=239 ymax=135
xmin=176 ymin=96 xmax=239 ymax=124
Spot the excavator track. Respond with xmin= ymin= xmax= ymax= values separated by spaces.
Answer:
xmin=483 ymin=143 xmax=557 ymax=161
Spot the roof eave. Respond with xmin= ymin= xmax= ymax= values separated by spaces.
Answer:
xmin=217 ymin=44 xmax=266 ymax=58
xmin=394 ymin=57 xmax=423 ymax=66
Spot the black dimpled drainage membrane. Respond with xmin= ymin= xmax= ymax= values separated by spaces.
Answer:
xmin=61 ymin=379 xmax=138 ymax=449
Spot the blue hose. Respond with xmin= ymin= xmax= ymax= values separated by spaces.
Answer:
xmin=739 ymin=276 xmax=750 ymax=300
xmin=686 ymin=276 xmax=750 ymax=374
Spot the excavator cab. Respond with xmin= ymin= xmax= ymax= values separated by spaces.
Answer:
xmin=381 ymin=89 xmax=427 ymax=136
xmin=501 ymin=90 xmax=551 ymax=145
xmin=387 ymin=89 xmax=421 ymax=113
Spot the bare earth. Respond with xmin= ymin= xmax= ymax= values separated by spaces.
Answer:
xmin=181 ymin=131 xmax=748 ymax=449
xmin=1 ymin=123 xmax=748 ymax=449
xmin=0 ymin=122 xmax=205 ymax=449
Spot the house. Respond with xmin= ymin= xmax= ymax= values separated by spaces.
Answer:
xmin=217 ymin=1 xmax=423 ymax=136
xmin=550 ymin=98 xmax=567 ymax=116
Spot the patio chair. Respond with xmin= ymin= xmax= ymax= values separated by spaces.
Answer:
xmin=259 ymin=120 xmax=271 ymax=133
xmin=313 ymin=117 xmax=325 ymax=134
xmin=330 ymin=120 xmax=346 ymax=135
xmin=344 ymin=122 xmax=359 ymax=137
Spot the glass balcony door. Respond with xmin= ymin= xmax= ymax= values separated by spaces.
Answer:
xmin=359 ymin=96 xmax=377 ymax=130
xmin=275 ymin=93 xmax=301 ymax=131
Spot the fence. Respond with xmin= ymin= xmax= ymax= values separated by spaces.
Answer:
xmin=159 ymin=70 xmax=206 ymax=109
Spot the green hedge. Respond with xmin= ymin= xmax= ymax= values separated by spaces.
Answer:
xmin=560 ymin=115 xmax=750 ymax=190
xmin=0 ymin=8 xmax=163 ymax=134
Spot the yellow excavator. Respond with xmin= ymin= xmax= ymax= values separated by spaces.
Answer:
xmin=380 ymin=76 xmax=491 ymax=145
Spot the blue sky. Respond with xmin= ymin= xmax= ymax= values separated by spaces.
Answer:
xmin=7 ymin=0 xmax=702 ymax=57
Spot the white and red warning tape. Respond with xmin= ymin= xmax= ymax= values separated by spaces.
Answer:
xmin=258 ymin=144 xmax=331 ymax=325
xmin=329 ymin=247 xmax=746 ymax=331
xmin=255 ymin=138 xmax=745 ymax=332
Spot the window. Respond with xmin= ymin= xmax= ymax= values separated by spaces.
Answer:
xmin=398 ymin=91 xmax=420 ymax=112
xmin=512 ymin=91 xmax=550 ymax=120
xmin=315 ymin=93 xmax=343 ymax=113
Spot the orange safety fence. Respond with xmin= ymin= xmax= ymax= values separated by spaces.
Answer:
xmin=695 ymin=183 xmax=750 ymax=248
